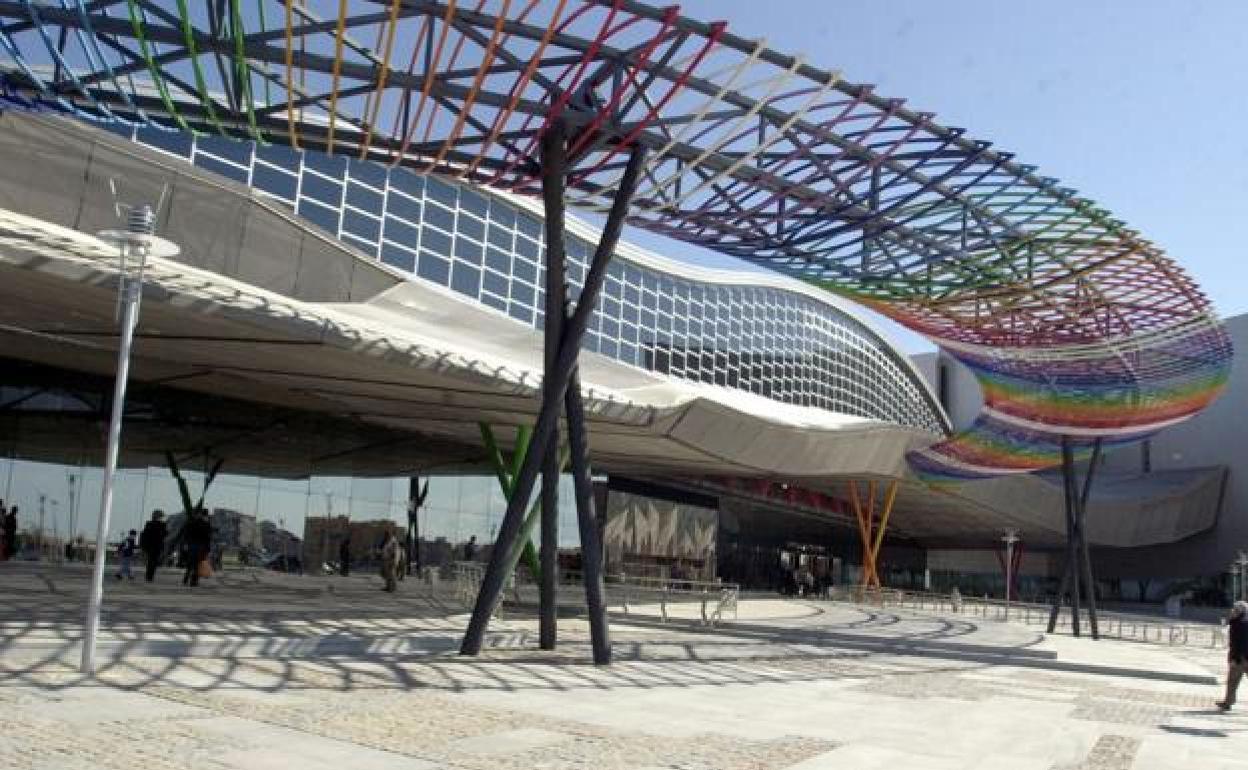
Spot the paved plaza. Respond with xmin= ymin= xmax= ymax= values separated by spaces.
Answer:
xmin=0 ymin=563 xmax=1242 ymax=769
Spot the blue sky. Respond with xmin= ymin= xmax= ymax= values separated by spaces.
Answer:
xmin=623 ymin=0 xmax=1248 ymax=352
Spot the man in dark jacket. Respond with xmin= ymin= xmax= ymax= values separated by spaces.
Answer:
xmin=1217 ymin=601 xmax=1248 ymax=710
xmin=3 ymin=506 xmax=18 ymax=559
xmin=181 ymin=509 xmax=213 ymax=588
xmin=139 ymin=510 xmax=168 ymax=582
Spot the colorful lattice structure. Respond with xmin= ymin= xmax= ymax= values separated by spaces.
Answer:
xmin=0 ymin=0 xmax=1231 ymax=481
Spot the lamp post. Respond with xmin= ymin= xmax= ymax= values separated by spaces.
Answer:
xmin=80 ymin=203 xmax=178 ymax=675
xmin=1002 ymin=529 xmax=1020 ymax=620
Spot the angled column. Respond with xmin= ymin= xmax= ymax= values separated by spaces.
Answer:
xmin=1047 ymin=437 xmax=1102 ymax=639
xmin=460 ymin=135 xmax=647 ymax=659
xmin=539 ymin=125 xmax=567 ymax=651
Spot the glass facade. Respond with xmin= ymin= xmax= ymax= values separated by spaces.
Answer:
xmin=0 ymin=455 xmax=585 ymax=568
xmin=110 ymin=125 xmax=945 ymax=434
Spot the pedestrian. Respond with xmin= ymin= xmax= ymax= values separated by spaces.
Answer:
xmin=181 ymin=509 xmax=213 ymax=588
xmin=115 ymin=530 xmax=137 ymax=581
xmin=3 ymin=506 xmax=18 ymax=559
xmin=463 ymin=535 xmax=477 ymax=562
xmin=380 ymin=526 xmax=402 ymax=593
xmin=339 ymin=537 xmax=351 ymax=577
xmin=139 ymin=510 xmax=167 ymax=582
xmin=1217 ymin=601 xmax=1248 ymax=710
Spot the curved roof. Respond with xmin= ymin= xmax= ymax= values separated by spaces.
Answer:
xmin=0 ymin=0 xmax=1231 ymax=480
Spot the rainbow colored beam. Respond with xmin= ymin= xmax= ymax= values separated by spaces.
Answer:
xmin=0 ymin=0 xmax=1231 ymax=482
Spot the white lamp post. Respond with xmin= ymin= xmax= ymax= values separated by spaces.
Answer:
xmin=1002 ymin=529 xmax=1020 ymax=620
xmin=80 ymin=203 xmax=178 ymax=675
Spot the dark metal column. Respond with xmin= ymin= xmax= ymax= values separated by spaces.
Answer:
xmin=407 ymin=477 xmax=427 ymax=575
xmin=566 ymin=368 xmax=611 ymax=664
xmin=538 ymin=122 xmax=568 ymax=651
xmin=1077 ymin=438 xmax=1103 ymax=640
xmin=1062 ymin=439 xmax=1082 ymax=637
xmin=1048 ymin=438 xmax=1079 ymax=635
xmin=460 ymin=143 xmax=647 ymax=658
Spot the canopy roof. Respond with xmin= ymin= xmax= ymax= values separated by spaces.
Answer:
xmin=0 ymin=0 xmax=1231 ymax=480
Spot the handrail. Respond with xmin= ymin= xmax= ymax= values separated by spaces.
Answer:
xmin=826 ymin=585 xmax=1226 ymax=650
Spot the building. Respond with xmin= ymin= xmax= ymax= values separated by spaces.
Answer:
xmin=0 ymin=0 xmax=1231 ymax=610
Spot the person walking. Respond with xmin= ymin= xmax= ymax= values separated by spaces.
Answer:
xmin=1217 ymin=601 xmax=1248 ymax=710
xmin=115 ymin=530 xmax=137 ymax=581
xmin=380 ymin=526 xmax=402 ymax=593
xmin=463 ymin=535 xmax=477 ymax=562
xmin=3 ymin=506 xmax=18 ymax=559
xmin=339 ymin=537 xmax=351 ymax=577
xmin=139 ymin=510 xmax=167 ymax=582
xmin=181 ymin=509 xmax=213 ymax=588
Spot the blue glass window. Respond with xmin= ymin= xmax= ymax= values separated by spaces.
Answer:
xmin=485 ymin=247 xmax=511 ymax=274
xmin=137 ymin=126 xmax=193 ymax=157
xmin=425 ymin=175 xmax=458 ymax=207
xmin=252 ymin=164 xmax=298 ymax=201
xmin=418 ymin=251 xmax=450 ymax=285
xmin=195 ymin=154 xmax=248 ymax=185
xmin=298 ymin=199 xmax=339 ymax=234
xmin=383 ymin=217 xmax=420 ymax=249
xmin=198 ymin=134 xmax=252 ymax=165
xmin=510 ymin=282 xmax=534 ymax=307
xmin=380 ymin=243 xmax=416 ymax=272
xmin=482 ymin=270 xmax=508 ymax=297
xmin=422 ymin=227 xmax=451 ymax=257
xmin=457 ymin=213 xmax=485 ymax=242
xmin=388 ymin=169 xmax=424 ymax=199
xmin=453 ymin=237 xmax=483 ymax=265
xmin=345 ymin=182 xmax=383 ymax=213
xmin=342 ymin=210 xmax=381 ymax=243
xmin=451 ymin=264 xmax=482 ymax=297
xmin=425 ymin=202 xmax=455 ymax=233
xmin=387 ymin=191 xmax=421 ymax=222
xmin=300 ymin=173 xmax=342 ymax=207
xmin=512 ymin=258 xmax=537 ymax=285
xmin=460 ymin=187 xmax=488 ymax=218
xmin=348 ymin=157 xmax=387 ymax=188
xmin=255 ymin=142 xmax=300 ymax=168
xmin=304 ymin=151 xmax=347 ymax=178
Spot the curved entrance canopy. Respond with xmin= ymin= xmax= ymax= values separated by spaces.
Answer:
xmin=0 ymin=0 xmax=1231 ymax=480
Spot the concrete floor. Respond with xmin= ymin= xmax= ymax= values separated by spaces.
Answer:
xmin=0 ymin=562 xmax=1242 ymax=769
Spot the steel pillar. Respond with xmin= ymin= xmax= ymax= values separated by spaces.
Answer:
xmin=566 ymin=369 xmax=611 ymax=664
xmin=1046 ymin=437 xmax=1102 ymax=639
xmin=459 ymin=135 xmax=646 ymax=658
xmin=538 ymin=122 xmax=567 ymax=651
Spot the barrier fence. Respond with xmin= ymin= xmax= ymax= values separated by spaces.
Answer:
xmin=828 ymin=585 xmax=1226 ymax=650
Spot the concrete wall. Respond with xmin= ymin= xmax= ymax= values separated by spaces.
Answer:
xmin=0 ymin=111 xmax=398 ymax=304
xmin=911 ymin=351 xmax=983 ymax=432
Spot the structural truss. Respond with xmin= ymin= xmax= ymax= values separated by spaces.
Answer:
xmin=0 ymin=0 xmax=1232 ymax=480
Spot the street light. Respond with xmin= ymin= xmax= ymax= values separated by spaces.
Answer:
xmin=80 ymin=201 xmax=178 ymax=675
xmin=1002 ymin=529 xmax=1020 ymax=620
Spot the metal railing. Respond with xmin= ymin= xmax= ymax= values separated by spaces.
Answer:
xmin=603 ymin=574 xmax=740 ymax=626
xmin=827 ymin=585 xmax=1226 ymax=649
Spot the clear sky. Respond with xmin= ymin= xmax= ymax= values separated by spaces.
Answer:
xmin=622 ymin=0 xmax=1248 ymax=353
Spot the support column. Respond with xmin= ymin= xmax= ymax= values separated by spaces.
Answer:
xmin=539 ymin=124 xmax=567 ymax=651
xmin=847 ymin=479 xmax=898 ymax=591
xmin=566 ymin=369 xmax=611 ymax=664
xmin=1047 ymin=437 xmax=1102 ymax=639
xmin=459 ymin=138 xmax=646 ymax=658
xmin=1078 ymin=438 xmax=1103 ymax=640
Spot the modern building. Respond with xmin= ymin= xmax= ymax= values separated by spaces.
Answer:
xmin=0 ymin=0 xmax=1242 ymax=628
xmin=0 ymin=102 xmax=1240 ymax=600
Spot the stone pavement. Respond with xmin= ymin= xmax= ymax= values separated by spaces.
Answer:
xmin=1 ymin=562 xmax=1244 ymax=769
